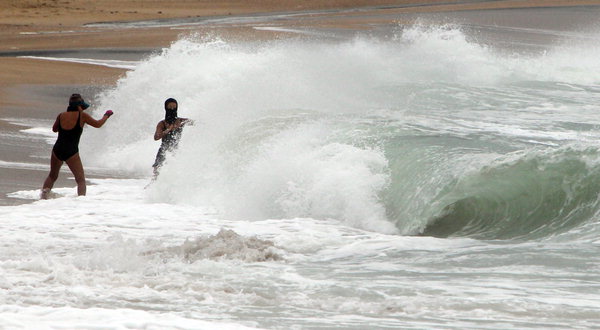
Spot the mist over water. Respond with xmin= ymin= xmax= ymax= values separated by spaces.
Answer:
xmin=83 ymin=24 xmax=600 ymax=239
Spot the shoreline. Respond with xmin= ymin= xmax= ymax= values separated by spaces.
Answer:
xmin=2 ymin=1 xmax=599 ymax=51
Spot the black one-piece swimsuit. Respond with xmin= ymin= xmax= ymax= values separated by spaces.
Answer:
xmin=52 ymin=111 xmax=83 ymax=161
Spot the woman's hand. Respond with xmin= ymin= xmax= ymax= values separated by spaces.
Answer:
xmin=164 ymin=123 xmax=178 ymax=135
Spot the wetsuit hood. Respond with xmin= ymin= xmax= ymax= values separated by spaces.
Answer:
xmin=164 ymin=98 xmax=178 ymax=124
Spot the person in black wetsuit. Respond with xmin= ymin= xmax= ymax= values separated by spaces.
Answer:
xmin=152 ymin=98 xmax=192 ymax=176
xmin=41 ymin=93 xmax=113 ymax=199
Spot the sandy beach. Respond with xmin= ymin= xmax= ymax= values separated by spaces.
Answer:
xmin=1 ymin=0 xmax=599 ymax=204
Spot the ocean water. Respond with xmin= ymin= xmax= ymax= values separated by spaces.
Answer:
xmin=2 ymin=23 xmax=600 ymax=328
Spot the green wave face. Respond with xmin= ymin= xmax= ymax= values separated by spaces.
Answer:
xmin=414 ymin=149 xmax=600 ymax=240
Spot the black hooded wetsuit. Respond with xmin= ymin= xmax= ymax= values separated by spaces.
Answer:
xmin=52 ymin=111 xmax=83 ymax=161
xmin=153 ymin=98 xmax=183 ymax=169
xmin=153 ymin=123 xmax=183 ymax=168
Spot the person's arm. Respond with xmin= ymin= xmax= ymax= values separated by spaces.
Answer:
xmin=82 ymin=110 xmax=113 ymax=128
xmin=154 ymin=120 xmax=171 ymax=140
xmin=52 ymin=114 xmax=60 ymax=132
xmin=180 ymin=117 xmax=194 ymax=126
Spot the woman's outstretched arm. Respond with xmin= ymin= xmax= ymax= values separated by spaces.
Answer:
xmin=82 ymin=110 xmax=113 ymax=128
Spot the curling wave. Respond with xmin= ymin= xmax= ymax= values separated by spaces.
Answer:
xmin=412 ymin=148 xmax=600 ymax=240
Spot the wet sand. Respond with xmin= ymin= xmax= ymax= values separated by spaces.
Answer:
xmin=1 ymin=0 xmax=599 ymax=204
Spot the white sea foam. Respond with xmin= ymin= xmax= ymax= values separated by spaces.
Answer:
xmin=0 ymin=305 xmax=257 ymax=329
xmin=0 ymin=160 xmax=47 ymax=171
xmin=19 ymin=30 xmax=81 ymax=35
xmin=4 ymin=178 xmax=597 ymax=328
xmin=252 ymin=26 xmax=328 ymax=37
xmin=0 ymin=178 xmax=465 ymax=328
xmin=18 ymin=56 xmax=139 ymax=69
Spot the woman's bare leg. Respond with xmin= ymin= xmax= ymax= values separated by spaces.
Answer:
xmin=65 ymin=153 xmax=86 ymax=196
xmin=41 ymin=152 xmax=63 ymax=199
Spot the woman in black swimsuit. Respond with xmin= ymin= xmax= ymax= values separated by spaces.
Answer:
xmin=41 ymin=94 xmax=113 ymax=199
xmin=152 ymin=98 xmax=191 ymax=176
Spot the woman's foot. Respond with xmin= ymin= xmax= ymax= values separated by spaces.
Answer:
xmin=40 ymin=188 xmax=51 ymax=199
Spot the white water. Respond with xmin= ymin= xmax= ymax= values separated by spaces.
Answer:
xmin=2 ymin=24 xmax=600 ymax=328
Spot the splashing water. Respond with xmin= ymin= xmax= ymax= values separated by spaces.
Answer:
xmin=82 ymin=25 xmax=600 ymax=238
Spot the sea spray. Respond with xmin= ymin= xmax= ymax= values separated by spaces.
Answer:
xmin=84 ymin=26 xmax=600 ymax=237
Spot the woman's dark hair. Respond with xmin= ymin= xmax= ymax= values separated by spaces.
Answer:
xmin=69 ymin=93 xmax=83 ymax=104
xmin=68 ymin=93 xmax=89 ymax=111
